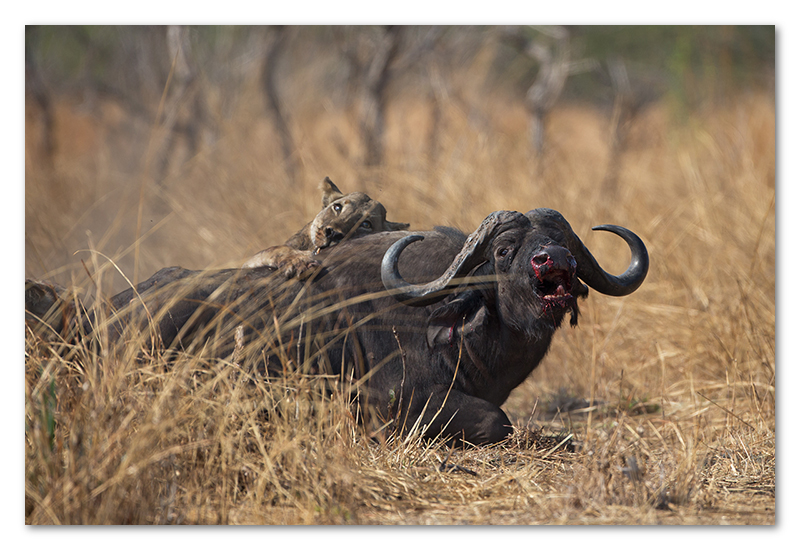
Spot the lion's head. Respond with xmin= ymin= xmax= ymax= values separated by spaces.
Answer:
xmin=307 ymin=177 xmax=409 ymax=253
xmin=243 ymin=177 xmax=410 ymax=275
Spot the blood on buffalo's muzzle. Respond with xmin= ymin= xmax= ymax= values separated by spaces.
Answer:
xmin=530 ymin=245 xmax=578 ymax=311
xmin=530 ymin=245 xmax=576 ymax=283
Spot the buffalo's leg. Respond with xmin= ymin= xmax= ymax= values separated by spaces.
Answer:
xmin=409 ymin=388 xmax=514 ymax=446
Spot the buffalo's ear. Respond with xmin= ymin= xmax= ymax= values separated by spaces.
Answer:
xmin=319 ymin=177 xmax=344 ymax=207
xmin=426 ymin=323 xmax=452 ymax=347
xmin=385 ymin=220 xmax=410 ymax=231
xmin=426 ymin=291 xmax=486 ymax=348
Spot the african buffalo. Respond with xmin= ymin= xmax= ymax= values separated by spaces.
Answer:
xmin=25 ymin=208 xmax=648 ymax=445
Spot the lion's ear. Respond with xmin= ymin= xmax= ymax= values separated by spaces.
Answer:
xmin=384 ymin=220 xmax=410 ymax=231
xmin=319 ymin=177 xmax=344 ymax=207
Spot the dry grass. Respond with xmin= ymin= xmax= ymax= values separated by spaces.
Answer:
xmin=24 ymin=76 xmax=774 ymax=524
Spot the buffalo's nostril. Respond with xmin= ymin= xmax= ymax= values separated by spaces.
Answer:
xmin=325 ymin=227 xmax=335 ymax=238
xmin=532 ymin=253 xmax=549 ymax=265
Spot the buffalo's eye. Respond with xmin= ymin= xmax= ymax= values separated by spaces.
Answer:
xmin=361 ymin=220 xmax=372 ymax=229
xmin=333 ymin=203 xmax=342 ymax=214
xmin=497 ymin=248 xmax=509 ymax=257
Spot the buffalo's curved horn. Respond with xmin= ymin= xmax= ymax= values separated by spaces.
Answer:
xmin=578 ymin=224 xmax=649 ymax=296
xmin=525 ymin=208 xmax=648 ymax=297
xmin=381 ymin=211 xmax=530 ymax=306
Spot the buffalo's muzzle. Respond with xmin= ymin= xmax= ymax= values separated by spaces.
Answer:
xmin=530 ymin=245 xmax=577 ymax=310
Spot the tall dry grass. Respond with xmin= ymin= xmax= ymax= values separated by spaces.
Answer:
xmin=25 ymin=78 xmax=774 ymax=524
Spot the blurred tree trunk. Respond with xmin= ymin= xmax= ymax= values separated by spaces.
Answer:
xmin=524 ymin=26 xmax=571 ymax=159
xmin=260 ymin=26 xmax=297 ymax=184
xmin=359 ymin=25 xmax=401 ymax=167
xmin=25 ymin=26 xmax=55 ymax=169
xmin=426 ymin=64 xmax=445 ymax=171
xmin=602 ymin=57 xmax=633 ymax=194
xmin=155 ymin=25 xmax=216 ymax=186
xmin=498 ymin=26 xmax=597 ymax=176
xmin=335 ymin=26 xmax=441 ymax=169
xmin=601 ymin=56 xmax=661 ymax=195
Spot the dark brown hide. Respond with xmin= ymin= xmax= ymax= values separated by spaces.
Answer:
xmin=26 ymin=210 xmax=648 ymax=445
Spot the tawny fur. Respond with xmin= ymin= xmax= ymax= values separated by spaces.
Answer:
xmin=242 ymin=177 xmax=409 ymax=277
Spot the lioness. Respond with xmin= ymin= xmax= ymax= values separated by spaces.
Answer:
xmin=242 ymin=177 xmax=409 ymax=277
xmin=25 ymin=178 xmax=406 ymax=340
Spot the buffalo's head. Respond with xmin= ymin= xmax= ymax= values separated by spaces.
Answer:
xmin=381 ymin=209 xmax=648 ymax=342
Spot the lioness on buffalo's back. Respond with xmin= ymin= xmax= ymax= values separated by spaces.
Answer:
xmin=241 ymin=176 xmax=409 ymax=276
xmin=25 ymin=205 xmax=648 ymax=446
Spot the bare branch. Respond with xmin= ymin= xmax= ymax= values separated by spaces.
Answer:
xmin=260 ymin=26 xmax=297 ymax=183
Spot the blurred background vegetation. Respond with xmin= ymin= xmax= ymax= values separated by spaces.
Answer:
xmin=24 ymin=25 xmax=774 ymax=188
xmin=26 ymin=25 xmax=774 ymax=111
xmin=24 ymin=25 xmax=775 ymax=285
